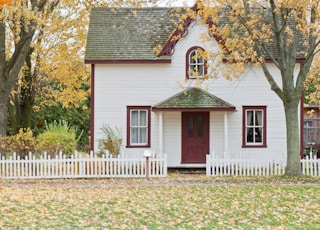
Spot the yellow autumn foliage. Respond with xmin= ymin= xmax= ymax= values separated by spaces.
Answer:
xmin=0 ymin=0 xmax=11 ymax=10
xmin=14 ymin=0 xmax=92 ymax=109
xmin=305 ymin=55 xmax=320 ymax=105
xmin=0 ymin=128 xmax=35 ymax=158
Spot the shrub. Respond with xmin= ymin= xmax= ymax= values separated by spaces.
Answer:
xmin=0 ymin=128 xmax=35 ymax=159
xmin=32 ymin=104 xmax=90 ymax=152
xmin=36 ymin=120 xmax=81 ymax=157
xmin=98 ymin=125 xmax=122 ymax=156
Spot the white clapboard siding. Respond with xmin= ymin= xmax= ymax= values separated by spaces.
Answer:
xmin=0 ymin=152 xmax=167 ymax=179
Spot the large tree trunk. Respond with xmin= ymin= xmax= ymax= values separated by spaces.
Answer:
xmin=0 ymin=22 xmax=7 ymax=136
xmin=20 ymin=48 xmax=34 ymax=130
xmin=20 ymin=95 xmax=33 ymax=129
xmin=284 ymin=99 xmax=302 ymax=176
xmin=0 ymin=21 xmax=34 ymax=136
xmin=0 ymin=96 xmax=9 ymax=136
xmin=8 ymin=88 xmax=33 ymax=134
xmin=8 ymin=47 xmax=35 ymax=134
xmin=0 ymin=1 xmax=55 ymax=136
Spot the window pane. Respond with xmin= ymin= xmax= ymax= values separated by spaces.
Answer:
xmin=247 ymin=110 xmax=253 ymax=126
xmin=188 ymin=115 xmax=193 ymax=137
xmin=189 ymin=65 xmax=198 ymax=76
xmin=198 ymin=63 xmax=204 ymax=76
xmin=198 ymin=114 xmax=203 ymax=138
xmin=189 ymin=50 xmax=197 ymax=64
xmin=255 ymin=128 xmax=262 ymax=142
xmin=130 ymin=128 xmax=138 ymax=143
xmin=247 ymin=128 xmax=254 ymax=143
xmin=140 ymin=111 xmax=147 ymax=126
xmin=131 ymin=111 xmax=138 ymax=126
xmin=255 ymin=110 xmax=262 ymax=126
xmin=140 ymin=128 xmax=147 ymax=143
xmin=197 ymin=56 xmax=204 ymax=64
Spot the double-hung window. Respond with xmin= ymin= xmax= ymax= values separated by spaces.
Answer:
xmin=186 ymin=46 xmax=206 ymax=79
xmin=127 ymin=106 xmax=150 ymax=147
xmin=242 ymin=106 xmax=267 ymax=147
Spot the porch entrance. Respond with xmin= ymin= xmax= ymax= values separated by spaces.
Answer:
xmin=181 ymin=112 xmax=209 ymax=163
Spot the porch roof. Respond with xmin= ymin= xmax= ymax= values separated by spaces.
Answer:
xmin=152 ymin=87 xmax=236 ymax=111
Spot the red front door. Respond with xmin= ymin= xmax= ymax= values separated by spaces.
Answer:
xmin=182 ymin=112 xmax=209 ymax=163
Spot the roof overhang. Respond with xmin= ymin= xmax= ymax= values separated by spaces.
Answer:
xmin=152 ymin=107 xmax=236 ymax=112
xmin=152 ymin=87 xmax=236 ymax=112
xmin=85 ymin=59 xmax=171 ymax=64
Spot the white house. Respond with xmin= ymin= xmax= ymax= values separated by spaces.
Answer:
xmin=85 ymin=6 xmax=303 ymax=168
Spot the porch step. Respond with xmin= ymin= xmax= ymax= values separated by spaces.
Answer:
xmin=168 ymin=167 xmax=206 ymax=174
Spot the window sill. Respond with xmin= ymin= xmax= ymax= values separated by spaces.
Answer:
xmin=187 ymin=76 xmax=204 ymax=79
xmin=126 ymin=145 xmax=151 ymax=148
xmin=242 ymin=144 xmax=267 ymax=148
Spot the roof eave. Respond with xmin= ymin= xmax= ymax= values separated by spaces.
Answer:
xmin=152 ymin=107 xmax=236 ymax=112
xmin=222 ymin=58 xmax=306 ymax=64
xmin=84 ymin=59 xmax=171 ymax=64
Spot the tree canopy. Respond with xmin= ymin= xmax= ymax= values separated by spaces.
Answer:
xmin=0 ymin=0 xmax=92 ymax=135
xmin=183 ymin=0 xmax=319 ymax=175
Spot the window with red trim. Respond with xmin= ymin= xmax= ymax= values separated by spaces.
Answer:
xmin=242 ymin=106 xmax=267 ymax=147
xmin=186 ymin=46 xmax=207 ymax=79
xmin=126 ymin=106 xmax=151 ymax=147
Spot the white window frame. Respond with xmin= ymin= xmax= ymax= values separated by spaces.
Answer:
xmin=186 ymin=46 xmax=206 ymax=79
xmin=242 ymin=106 xmax=267 ymax=148
xmin=127 ymin=106 xmax=150 ymax=147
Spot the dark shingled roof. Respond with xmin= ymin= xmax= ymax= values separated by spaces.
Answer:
xmin=85 ymin=7 xmax=307 ymax=62
xmin=85 ymin=7 xmax=180 ymax=61
xmin=152 ymin=87 xmax=236 ymax=111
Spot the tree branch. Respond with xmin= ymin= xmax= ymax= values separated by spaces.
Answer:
xmin=235 ymin=7 xmax=283 ymax=98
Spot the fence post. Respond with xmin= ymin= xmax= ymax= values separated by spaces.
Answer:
xmin=163 ymin=154 xmax=167 ymax=177
xmin=206 ymin=153 xmax=210 ymax=176
xmin=144 ymin=150 xmax=151 ymax=179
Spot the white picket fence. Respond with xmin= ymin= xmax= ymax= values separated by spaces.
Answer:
xmin=301 ymin=156 xmax=320 ymax=176
xmin=2 ymin=151 xmax=319 ymax=179
xmin=206 ymin=154 xmax=320 ymax=176
xmin=0 ymin=152 xmax=167 ymax=179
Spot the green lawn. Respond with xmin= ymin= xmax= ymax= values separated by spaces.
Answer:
xmin=0 ymin=174 xmax=319 ymax=229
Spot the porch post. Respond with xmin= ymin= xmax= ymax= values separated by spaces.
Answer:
xmin=159 ymin=112 xmax=164 ymax=154
xmin=224 ymin=112 xmax=228 ymax=158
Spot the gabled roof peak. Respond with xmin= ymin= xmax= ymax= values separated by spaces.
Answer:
xmin=152 ymin=87 xmax=236 ymax=111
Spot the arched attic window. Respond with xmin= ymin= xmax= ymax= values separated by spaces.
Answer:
xmin=186 ymin=46 xmax=207 ymax=79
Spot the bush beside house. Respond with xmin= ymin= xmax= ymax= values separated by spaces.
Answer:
xmin=35 ymin=120 xmax=80 ymax=157
xmin=0 ymin=128 xmax=35 ymax=159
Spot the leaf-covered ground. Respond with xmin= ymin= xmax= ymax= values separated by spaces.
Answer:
xmin=0 ymin=174 xmax=319 ymax=229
